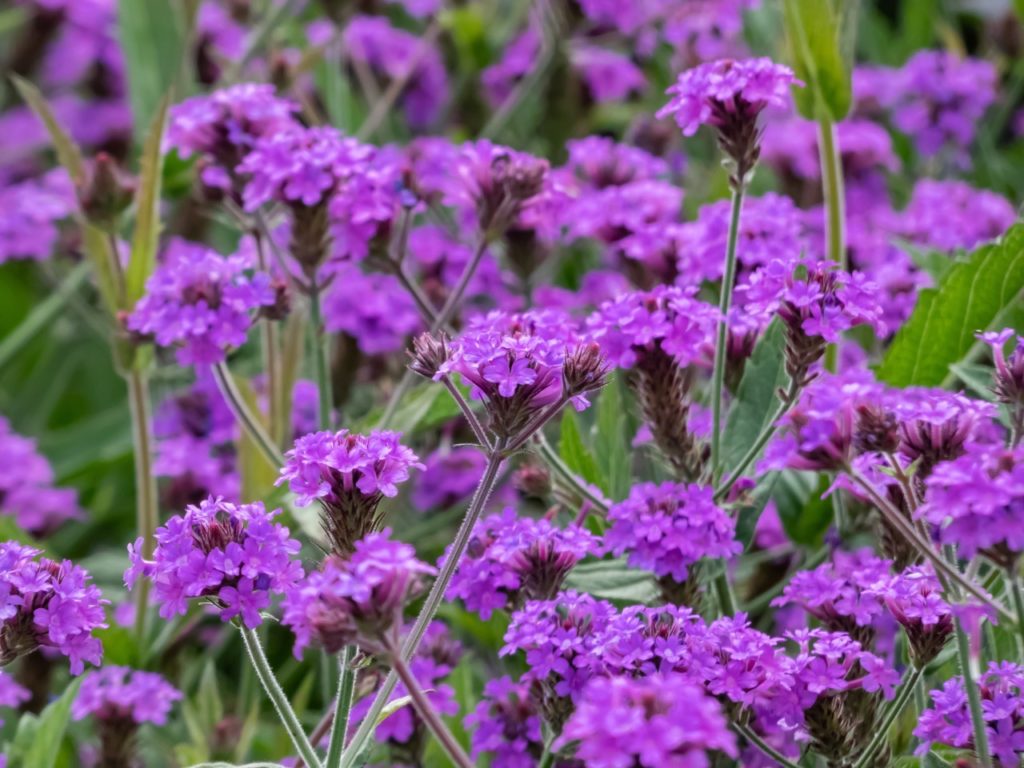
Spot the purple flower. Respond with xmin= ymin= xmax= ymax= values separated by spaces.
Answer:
xmin=869 ymin=566 xmax=956 ymax=666
xmin=916 ymin=662 xmax=1024 ymax=766
xmin=322 ymin=263 xmax=422 ymax=355
xmin=73 ymin=666 xmax=182 ymax=726
xmin=281 ymin=529 xmax=435 ymax=657
xmin=980 ymin=330 xmax=1024 ymax=435
xmin=466 ymin=676 xmax=543 ymax=768
xmin=446 ymin=508 xmax=598 ymax=619
xmin=0 ymin=672 xmax=28 ymax=725
xmin=411 ymin=446 xmax=487 ymax=511
xmin=918 ymin=444 xmax=1024 ymax=563
xmin=0 ymin=170 xmax=74 ymax=264
xmin=126 ymin=239 xmax=276 ymax=365
xmin=0 ymin=542 xmax=107 ymax=674
xmin=277 ymin=429 xmax=422 ymax=555
xmin=564 ymin=136 xmax=669 ymax=188
xmin=570 ymin=44 xmax=646 ymax=103
xmin=558 ymin=674 xmax=737 ymax=768
xmin=481 ymin=27 xmax=540 ymax=106
xmin=125 ymin=497 xmax=302 ymax=628
xmin=604 ymin=482 xmax=740 ymax=585
xmin=896 ymin=179 xmax=1015 ymax=254
xmin=0 ymin=415 xmax=80 ymax=536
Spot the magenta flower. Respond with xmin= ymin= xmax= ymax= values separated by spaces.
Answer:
xmin=0 ymin=542 xmax=107 ymax=674
xmin=466 ymin=676 xmax=543 ymax=768
xmin=125 ymin=497 xmax=302 ymax=628
xmin=73 ymin=666 xmax=182 ymax=726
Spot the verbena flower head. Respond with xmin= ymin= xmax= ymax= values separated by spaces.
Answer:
xmin=605 ymin=482 xmax=740 ymax=588
xmin=322 ymin=263 xmax=422 ymax=356
xmin=466 ymin=676 xmax=543 ymax=768
xmin=446 ymin=508 xmax=598 ymax=619
xmin=772 ymin=548 xmax=892 ymax=643
xmin=73 ymin=666 xmax=182 ymax=726
xmin=564 ymin=136 xmax=669 ymax=188
xmin=869 ymin=566 xmax=955 ymax=666
xmin=570 ymin=44 xmax=647 ymax=104
xmin=411 ymin=446 xmax=487 ymax=511
xmin=918 ymin=444 xmax=1024 ymax=564
xmin=891 ymin=389 xmax=994 ymax=478
xmin=588 ymin=285 xmax=718 ymax=370
xmin=0 ymin=672 xmax=29 ymax=724
xmin=0 ymin=542 xmax=107 ymax=674
xmin=277 ymin=429 xmax=423 ymax=556
xmin=166 ymin=83 xmax=298 ymax=189
xmin=980 ymin=329 xmax=1024 ymax=431
xmin=428 ymin=309 xmax=608 ymax=439
xmin=126 ymin=240 xmax=275 ymax=365
xmin=917 ymin=662 xmax=1024 ymax=766
xmin=125 ymin=497 xmax=302 ymax=628
xmin=282 ymin=529 xmax=435 ymax=657
xmin=0 ymin=416 xmax=80 ymax=536
xmin=0 ymin=170 xmax=74 ymax=264
xmin=657 ymin=57 xmax=798 ymax=184
xmin=896 ymin=179 xmax=1015 ymax=254
xmin=558 ymin=674 xmax=737 ymax=768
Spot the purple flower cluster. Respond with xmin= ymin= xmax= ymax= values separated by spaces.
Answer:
xmin=588 ymin=285 xmax=718 ymax=369
xmin=73 ymin=666 xmax=182 ymax=726
xmin=0 ymin=170 xmax=74 ymax=263
xmin=604 ymin=482 xmax=740 ymax=584
xmin=322 ymin=263 xmax=422 ymax=355
xmin=411 ymin=446 xmax=487 ymax=511
xmin=0 ymin=672 xmax=28 ymax=723
xmin=0 ymin=415 xmax=80 ymax=536
xmin=282 ymin=529 xmax=435 ymax=656
xmin=446 ymin=508 xmax=597 ymax=618
xmin=895 ymin=179 xmax=1015 ymax=254
xmin=0 ymin=542 xmax=107 ymax=674
xmin=466 ymin=676 xmax=543 ymax=768
xmin=916 ymin=662 xmax=1024 ymax=766
xmin=658 ymin=57 xmax=796 ymax=136
xmin=559 ymin=674 xmax=737 ymax=768
xmin=125 ymin=497 xmax=302 ymax=628
xmin=564 ymin=136 xmax=669 ymax=188
xmin=126 ymin=239 xmax=276 ymax=365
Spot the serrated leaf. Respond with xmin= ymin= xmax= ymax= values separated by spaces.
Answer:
xmin=564 ymin=558 xmax=660 ymax=603
xmin=783 ymin=0 xmax=855 ymax=121
xmin=721 ymin=319 xmax=788 ymax=473
xmin=9 ymin=677 xmax=83 ymax=768
xmin=117 ymin=0 xmax=184 ymax=134
xmin=125 ymin=93 xmax=170 ymax=308
xmin=559 ymin=409 xmax=601 ymax=488
xmin=774 ymin=471 xmax=833 ymax=546
xmin=594 ymin=374 xmax=631 ymax=501
xmin=877 ymin=224 xmax=1024 ymax=387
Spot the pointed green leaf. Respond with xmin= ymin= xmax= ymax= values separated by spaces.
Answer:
xmin=125 ymin=93 xmax=171 ymax=308
xmin=559 ymin=409 xmax=601 ymax=488
xmin=565 ymin=558 xmax=660 ymax=603
xmin=10 ymin=75 xmax=84 ymax=180
xmin=774 ymin=471 xmax=833 ymax=546
xmin=783 ymin=0 xmax=856 ymax=121
xmin=9 ymin=677 xmax=83 ymax=768
xmin=116 ymin=0 xmax=185 ymax=133
xmin=877 ymin=224 xmax=1024 ymax=387
xmin=594 ymin=374 xmax=631 ymax=501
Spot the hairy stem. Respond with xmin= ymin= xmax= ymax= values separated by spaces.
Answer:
xmin=253 ymin=231 xmax=286 ymax=446
xmin=212 ymin=361 xmax=285 ymax=468
xmin=818 ymin=117 xmax=846 ymax=374
xmin=341 ymin=446 xmax=506 ymax=766
xmin=240 ymin=626 xmax=324 ymax=768
xmin=126 ymin=367 xmax=159 ymax=639
xmin=309 ymin=280 xmax=334 ymax=431
xmin=325 ymin=647 xmax=356 ymax=768
xmin=710 ymin=186 xmax=745 ymax=479
xmin=853 ymin=665 xmax=924 ymax=768
xmin=953 ymin=616 xmax=993 ymax=768
xmin=388 ymin=650 xmax=473 ymax=768
xmin=732 ymin=721 xmax=801 ymax=768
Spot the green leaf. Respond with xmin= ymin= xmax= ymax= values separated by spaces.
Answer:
xmin=721 ymin=319 xmax=788 ymax=473
xmin=773 ymin=471 xmax=833 ymax=546
xmin=361 ymin=382 xmax=465 ymax=436
xmin=565 ymin=558 xmax=660 ymax=603
xmin=948 ymin=363 xmax=996 ymax=402
xmin=782 ymin=0 xmax=856 ymax=121
xmin=233 ymin=375 xmax=277 ymax=503
xmin=877 ymin=224 xmax=1024 ymax=387
xmin=116 ymin=0 xmax=184 ymax=133
xmin=185 ymin=763 xmax=285 ymax=768
xmin=8 ymin=677 xmax=83 ymax=768
xmin=9 ymin=75 xmax=84 ymax=180
xmin=559 ymin=409 xmax=601 ymax=488
xmin=594 ymin=374 xmax=631 ymax=501
xmin=125 ymin=93 xmax=171 ymax=308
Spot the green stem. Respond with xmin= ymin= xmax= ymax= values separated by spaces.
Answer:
xmin=388 ymin=651 xmax=473 ymax=768
xmin=732 ymin=721 xmax=801 ymax=768
xmin=710 ymin=186 xmax=745 ymax=479
xmin=308 ymin=281 xmax=334 ymax=432
xmin=253 ymin=232 xmax=286 ymax=446
xmin=713 ymin=569 xmax=737 ymax=616
xmin=818 ymin=117 xmax=846 ymax=374
xmin=212 ymin=362 xmax=285 ymax=468
xmin=126 ymin=367 xmax=159 ymax=639
xmin=953 ymin=616 xmax=993 ymax=768
xmin=536 ymin=434 xmax=610 ymax=514
xmin=240 ymin=626 xmax=324 ymax=768
xmin=325 ymin=647 xmax=356 ymax=768
xmin=0 ymin=262 xmax=89 ymax=369
xmin=537 ymin=742 xmax=555 ymax=768
xmin=341 ymin=446 xmax=506 ymax=766
xmin=1009 ymin=571 xmax=1024 ymax=658
xmin=853 ymin=666 xmax=924 ymax=768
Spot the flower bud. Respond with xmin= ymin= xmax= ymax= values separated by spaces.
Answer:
xmin=408 ymin=332 xmax=450 ymax=380
xmin=77 ymin=153 xmax=135 ymax=232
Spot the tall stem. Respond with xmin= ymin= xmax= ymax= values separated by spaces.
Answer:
xmin=732 ymin=721 xmax=801 ymax=768
xmin=254 ymin=232 xmax=286 ymax=446
xmin=388 ymin=650 xmax=473 ymax=768
xmin=341 ymin=446 xmax=506 ymax=766
xmin=818 ymin=117 xmax=846 ymax=374
xmin=126 ymin=368 xmax=159 ymax=638
xmin=212 ymin=362 xmax=285 ymax=468
xmin=240 ymin=626 xmax=324 ymax=768
xmin=309 ymin=280 xmax=334 ymax=431
xmin=953 ymin=616 xmax=993 ymax=768
xmin=853 ymin=665 xmax=924 ymax=768
xmin=325 ymin=647 xmax=356 ymax=768
xmin=1009 ymin=571 xmax=1024 ymax=658
xmin=710 ymin=186 xmax=745 ymax=479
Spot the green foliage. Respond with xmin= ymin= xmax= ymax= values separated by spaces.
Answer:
xmin=594 ymin=374 xmax=632 ymax=501
xmin=878 ymin=224 xmax=1024 ymax=387
xmin=773 ymin=471 xmax=834 ymax=546
xmin=564 ymin=558 xmax=660 ymax=604
xmin=5 ymin=678 xmax=83 ymax=768
xmin=558 ymin=409 xmax=602 ymax=488
xmin=116 ymin=0 xmax=187 ymax=133
xmin=782 ymin=0 xmax=857 ymax=121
